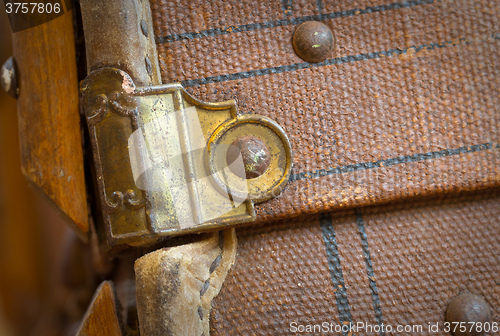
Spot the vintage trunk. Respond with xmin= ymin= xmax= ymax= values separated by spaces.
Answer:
xmin=0 ymin=0 xmax=498 ymax=335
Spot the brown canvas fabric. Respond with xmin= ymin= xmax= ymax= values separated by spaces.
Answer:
xmin=211 ymin=190 xmax=499 ymax=335
xmin=149 ymin=0 xmax=499 ymax=334
xmin=151 ymin=0 xmax=499 ymax=222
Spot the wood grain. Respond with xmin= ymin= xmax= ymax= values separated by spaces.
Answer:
xmin=76 ymin=281 xmax=123 ymax=336
xmin=0 ymin=13 xmax=46 ymax=334
xmin=12 ymin=10 xmax=88 ymax=239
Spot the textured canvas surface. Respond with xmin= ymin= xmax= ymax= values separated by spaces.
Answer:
xmin=149 ymin=0 xmax=499 ymax=334
xmin=151 ymin=0 xmax=499 ymax=222
xmin=210 ymin=190 xmax=499 ymax=335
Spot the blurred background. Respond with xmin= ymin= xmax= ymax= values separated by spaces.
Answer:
xmin=0 ymin=8 xmax=81 ymax=336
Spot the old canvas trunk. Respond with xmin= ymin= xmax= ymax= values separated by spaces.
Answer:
xmin=147 ymin=0 xmax=499 ymax=334
xmin=1 ymin=0 xmax=498 ymax=335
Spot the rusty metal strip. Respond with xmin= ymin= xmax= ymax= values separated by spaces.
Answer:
xmin=80 ymin=0 xmax=160 ymax=86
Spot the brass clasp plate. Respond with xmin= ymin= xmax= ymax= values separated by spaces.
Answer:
xmin=81 ymin=68 xmax=292 ymax=248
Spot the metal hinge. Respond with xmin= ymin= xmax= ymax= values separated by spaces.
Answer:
xmin=81 ymin=68 xmax=292 ymax=248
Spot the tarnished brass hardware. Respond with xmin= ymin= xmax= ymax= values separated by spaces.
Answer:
xmin=208 ymin=115 xmax=292 ymax=203
xmin=81 ymin=68 xmax=292 ymax=248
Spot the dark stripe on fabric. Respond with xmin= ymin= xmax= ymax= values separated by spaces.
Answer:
xmin=319 ymin=213 xmax=353 ymax=334
xmin=316 ymin=0 xmax=324 ymax=13
xmin=355 ymin=209 xmax=385 ymax=336
xmin=181 ymin=35 xmax=499 ymax=87
xmin=290 ymin=143 xmax=494 ymax=182
xmin=157 ymin=0 xmax=437 ymax=43
xmin=282 ymin=0 xmax=293 ymax=16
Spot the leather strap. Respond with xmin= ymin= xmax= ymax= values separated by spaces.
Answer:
xmin=135 ymin=229 xmax=237 ymax=336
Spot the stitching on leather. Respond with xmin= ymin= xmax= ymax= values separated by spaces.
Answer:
xmin=198 ymin=231 xmax=225 ymax=329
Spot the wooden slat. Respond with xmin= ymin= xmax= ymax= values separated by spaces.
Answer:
xmin=11 ymin=10 xmax=88 ymax=239
xmin=0 ymin=32 xmax=46 ymax=336
xmin=76 ymin=281 xmax=123 ymax=336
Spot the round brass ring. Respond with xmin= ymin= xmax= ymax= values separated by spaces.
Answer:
xmin=206 ymin=114 xmax=292 ymax=203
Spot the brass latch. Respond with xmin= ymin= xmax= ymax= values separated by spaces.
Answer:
xmin=81 ymin=68 xmax=292 ymax=248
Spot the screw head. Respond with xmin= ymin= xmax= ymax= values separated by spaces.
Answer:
xmin=445 ymin=293 xmax=492 ymax=336
xmin=292 ymin=21 xmax=335 ymax=63
xmin=226 ymin=136 xmax=271 ymax=179
xmin=1 ymin=57 xmax=19 ymax=99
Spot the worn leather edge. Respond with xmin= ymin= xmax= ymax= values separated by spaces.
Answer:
xmin=134 ymin=229 xmax=237 ymax=336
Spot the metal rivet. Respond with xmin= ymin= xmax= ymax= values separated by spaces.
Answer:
xmin=226 ymin=135 xmax=271 ymax=179
xmin=1 ymin=57 xmax=19 ymax=99
xmin=140 ymin=19 xmax=148 ymax=37
xmin=145 ymin=56 xmax=153 ymax=76
xmin=446 ymin=293 xmax=492 ymax=336
xmin=292 ymin=21 xmax=335 ymax=63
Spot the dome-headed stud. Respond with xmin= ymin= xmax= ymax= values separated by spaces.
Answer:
xmin=226 ymin=135 xmax=271 ymax=179
xmin=445 ymin=293 xmax=492 ymax=336
xmin=292 ymin=21 xmax=335 ymax=63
